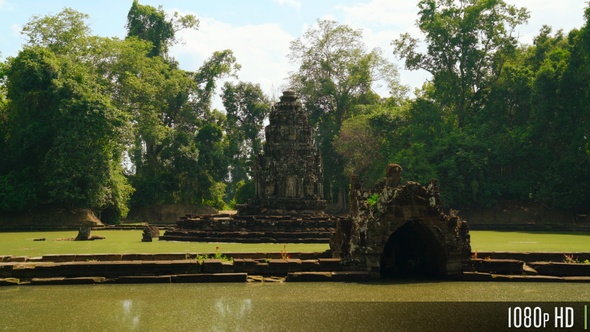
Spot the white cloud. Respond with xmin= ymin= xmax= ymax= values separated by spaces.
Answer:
xmin=505 ymin=0 xmax=587 ymax=45
xmin=335 ymin=0 xmax=428 ymax=94
xmin=336 ymin=0 xmax=588 ymax=94
xmin=337 ymin=0 xmax=420 ymax=33
xmin=273 ymin=0 xmax=301 ymax=9
xmin=171 ymin=15 xmax=296 ymax=108
xmin=0 ymin=0 xmax=12 ymax=11
xmin=11 ymin=23 xmax=21 ymax=37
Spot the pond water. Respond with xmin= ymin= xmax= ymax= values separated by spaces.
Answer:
xmin=1 ymin=281 xmax=588 ymax=331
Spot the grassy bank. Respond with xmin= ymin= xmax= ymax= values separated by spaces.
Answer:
xmin=0 ymin=230 xmax=588 ymax=257
xmin=469 ymin=231 xmax=590 ymax=252
xmin=0 ymin=230 xmax=329 ymax=256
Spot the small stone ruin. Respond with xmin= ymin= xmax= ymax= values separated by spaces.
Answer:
xmin=74 ymin=219 xmax=105 ymax=241
xmin=330 ymin=164 xmax=471 ymax=279
xmin=141 ymin=224 xmax=160 ymax=242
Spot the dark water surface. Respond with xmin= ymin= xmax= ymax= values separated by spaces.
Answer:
xmin=1 ymin=281 xmax=588 ymax=331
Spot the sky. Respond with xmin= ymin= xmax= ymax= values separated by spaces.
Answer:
xmin=1 ymin=0 xmax=588 ymax=107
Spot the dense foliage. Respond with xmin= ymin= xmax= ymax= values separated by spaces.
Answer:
xmin=1 ymin=1 xmax=589 ymax=223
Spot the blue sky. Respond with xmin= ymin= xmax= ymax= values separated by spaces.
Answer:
xmin=1 ymin=0 xmax=588 ymax=106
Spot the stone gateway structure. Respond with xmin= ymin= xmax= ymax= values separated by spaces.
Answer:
xmin=239 ymin=91 xmax=326 ymax=215
xmin=330 ymin=164 xmax=471 ymax=279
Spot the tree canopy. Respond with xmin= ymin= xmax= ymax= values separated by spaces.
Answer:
xmin=1 ymin=1 xmax=589 ymax=224
xmin=289 ymin=19 xmax=404 ymax=207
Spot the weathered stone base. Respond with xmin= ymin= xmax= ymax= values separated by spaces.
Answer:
xmin=287 ymin=271 xmax=372 ymax=282
xmin=2 ymin=251 xmax=589 ymax=285
xmin=161 ymin=213 xmax=342 ymax=243
xmin=462 ymin=272 xmax=590 ymax=282
xmin=238 ymin=198 xmax=327 ymax=216
xmin=0 ymin=252 xmax=359 ymax=285
xmin=462 ymin=251 xmax=590 ymax=281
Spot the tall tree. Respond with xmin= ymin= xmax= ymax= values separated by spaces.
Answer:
xmin=0 ymin=9 xmax=133 ymax=221
xmin=393 ymin=0 xmax=529 ymax=126
xmin=221 ymin=81 xmax=270 ymax=198
xmin=289 ymin=19 xmax=402 ymax=207
xmin=124 ymin=1 xmax=238 ymax=208
xmin=21 ymin=8 xmax=91 ymax=55
xmin=126 ymin=0 xmax=198 ymax=58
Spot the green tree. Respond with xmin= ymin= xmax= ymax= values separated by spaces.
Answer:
xmin=123 ymin=1 xmax=238 ymax=208
xmin=195 ymin=122 xmax=228 ymax=209
xmin=0 ymin=47 xmax=58 ymax=211
xmin=393 ymin=0 xmax=529 ymax=126
xmin=1 ymin=36 xmax=132 ymax=220
xmin=333 ymin=112 xmax=382 ymax=180
xmin=21 ymin=8 xmax=91 ymax=55
xmin=126 ymin=0 xmax=198 ymax=58
xmin=221 ymin=81 xmax=270 ymax=199
xmin=289 ymin=19 xmax=402 ymax=207
xmin=526 ymin=12 xmax=590 ymax=210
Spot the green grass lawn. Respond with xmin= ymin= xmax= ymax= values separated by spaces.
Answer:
xmin=469 ymin=231 xmax=590 ymax=252
xmin=0 ymin=230 xmax=329 ymax=257
xmin=0 ymin=230 xmax=588 ymax=257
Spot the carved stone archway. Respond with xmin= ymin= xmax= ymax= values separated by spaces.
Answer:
xmin=380 ymin=219 xmax=447 ymax=278
xmin=330 ymin=164 xmax=471 ymax=279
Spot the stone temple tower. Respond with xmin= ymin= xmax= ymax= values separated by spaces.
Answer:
xmin=244 ymin=91 xmax=327 ymax=215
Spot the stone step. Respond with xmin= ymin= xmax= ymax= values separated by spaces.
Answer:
xmin=464 ymin=258 xmax=526 ymax=275
xmin=529 ymin=262 xmax=590 ymax=277
xmin=462 ymin=272 xmax=590 ymax=282
xmin=474 ymin=251 xmax=590 ymax=263
xmin=287 ymin=271 xmax=372 ymax=282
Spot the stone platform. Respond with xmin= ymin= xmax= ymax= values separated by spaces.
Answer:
xmin=160 ymin=213 xmax=342 ymax=243
xmin=0 ymin=251 xmax=372 ymax=285
xmin=1 ymin=251 xmax=589 ymax=285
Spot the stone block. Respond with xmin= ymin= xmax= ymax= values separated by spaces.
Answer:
xmin=202 ymin=259 xmax=224 ymax=273
xmin=221 ymin=261 xmax=235 ymax=273
xmin=116 ymin=276 xmax=172 ymax=284
xmin=9 ymin=256 xmax=27 ymax=262
xmin=286 ymin=259 xmax=302 ymax=272
xmin=529 ymin=262 xmax=590 ymax=277
xmin=152 ymin=253 xmax=187 ymax=261
xmin=301 ymin=259 xmax=319 ymax=271
xmin=267 ymin=259 xmax=290 ymax=275
xmin=317 ymin=258 xmax=343 ymax=271
xmin=42 ymin=254 xmax=77 ymax=262
xmin=330 ymin=271 xmax=372 ymax=282
xmin=0 ymin=278 xmax=19 ymax=286
xmin=233 ymin=258 xmax=257 ymax=273
xmin=30 ymin=277 xmax=107 ymax=285
xmin=467 ymin=259 xmax=525 ymax=274
xmin=172 ymin=273 xmax=247 ymax=283
xmin=287 ymin=272 xmax=332 ymax=282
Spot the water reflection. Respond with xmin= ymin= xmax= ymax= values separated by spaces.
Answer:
xmin=211 ymin=299 xmax=253 ymax=331
xmin=119 ymin=299 xmax=140 ymax=330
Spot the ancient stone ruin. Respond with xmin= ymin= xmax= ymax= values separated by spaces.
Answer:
xmin=141 ymin=224 xmax=160 ymax=242
xmin=239 ymin=90 xmax=326 ymax=215
xmin=74 ymin=219 xmax=105 ymax=241
xmin=162 ymin=91 xmax=339 ymax=243
xmin=330 ymin=164 xmax=471 ymax=279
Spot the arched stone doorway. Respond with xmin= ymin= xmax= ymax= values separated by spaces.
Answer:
xmin=329 ymin=165 xmax=471 ymax=279
xmin=380 ymin=220 xmax=447 ymax=279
